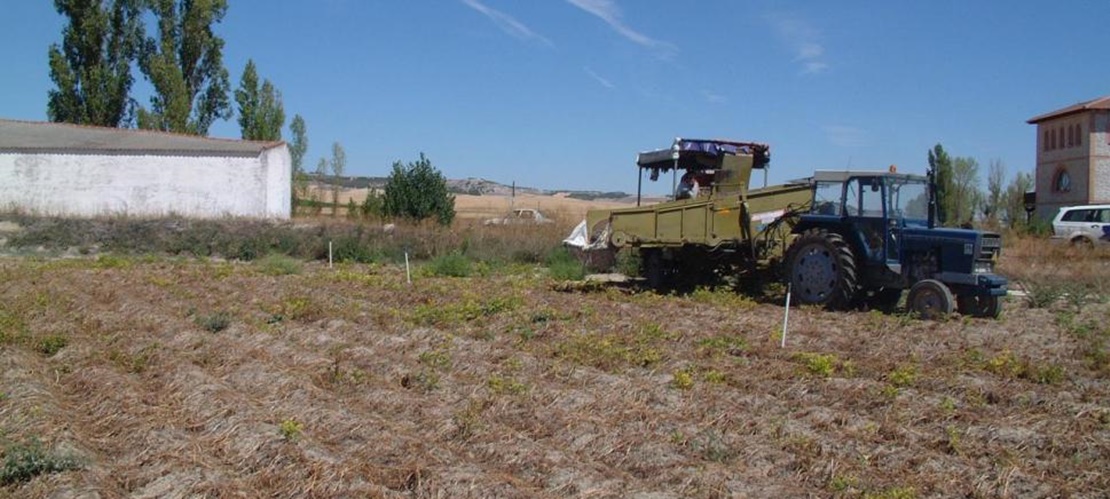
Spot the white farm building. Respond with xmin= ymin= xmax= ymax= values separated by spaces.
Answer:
xmin=0 ymin=119 xmax=291 ymax=219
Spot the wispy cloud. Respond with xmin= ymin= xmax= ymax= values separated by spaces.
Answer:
xmin=565 ymin=0 xmax=676 ymax=56
xmin=767 ymin=13 xmax=828 ymax=74
xmin=584 ymin=67 xmax=615 ymax=89
xmin=824 ymin=125 xmax=868 ymax=148
xmin=701 ymin=90 xmax=726 ymax=104
xmin=461 ymin=0 xmax=553 ymax=47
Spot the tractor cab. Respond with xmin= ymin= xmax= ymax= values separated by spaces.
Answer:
xmin=806 ymin=171 xmax=930 ymax=273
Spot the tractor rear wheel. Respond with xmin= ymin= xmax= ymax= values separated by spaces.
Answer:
xmin=907 ymin=279 xmax=955 ymax=320
xmin=785 ymin=229 xmax=858 ymax=310
xmin=957 ymin=294 xmax=1002 ymax=319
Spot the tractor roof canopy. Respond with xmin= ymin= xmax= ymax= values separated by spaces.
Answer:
xmin=811 ymin=170 xmax=927 ymax=183
xmin=637 ymin=138 xmax=769 ymax=180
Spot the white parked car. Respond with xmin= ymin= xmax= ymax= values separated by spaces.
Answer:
xmin=1051 ymin=204 xmax=1110 ymax=246
xmin=483 ymin=208 xmax=555 ymax=226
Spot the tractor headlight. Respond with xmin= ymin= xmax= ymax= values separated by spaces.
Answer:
xmin=973 ymin=261 xmax=994 ymax=274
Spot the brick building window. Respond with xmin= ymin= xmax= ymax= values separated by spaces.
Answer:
xmin=1053 ymin=167 xmax=1071 ymax=193
xmin=1077 ymin=124 xmax=1082 ymax=146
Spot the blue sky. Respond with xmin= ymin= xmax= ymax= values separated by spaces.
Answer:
xmin=2 ymin=1 xmax=1108 ymax=194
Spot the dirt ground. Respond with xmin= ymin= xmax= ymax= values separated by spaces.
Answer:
xmin=1 ymin=248 xmax=1108 ymax=497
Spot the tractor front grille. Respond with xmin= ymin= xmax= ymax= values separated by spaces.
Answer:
xmin=980 ymin=234 xmax=1001 ymax=261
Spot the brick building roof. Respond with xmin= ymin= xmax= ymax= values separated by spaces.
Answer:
xmin=1027 ymin=95 xmax=1110 ymax=124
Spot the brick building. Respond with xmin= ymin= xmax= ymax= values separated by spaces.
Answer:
xmin=1027 ymin=96 xmax=1110 ymax=220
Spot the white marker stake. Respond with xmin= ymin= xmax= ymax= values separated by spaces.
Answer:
xmin=328 ymin=241 xmax=333 ymax=269
xmin=405 ymin=252 xmax=411 ymax=285
xmin=781 ymin=283 xmax=792 ymax=348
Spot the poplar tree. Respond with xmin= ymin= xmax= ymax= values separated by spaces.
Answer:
xmin=330 ymin=142 xmax=346 ymax=217
xmin=235 ymin=59 xmax=285 ymax=141
xmin=928 ymin=144 xmax=954 ymax=226
xmin=137 ymin=0 xmax=231 ymax=135
xmin=47 ymin=0 xmax=143 ymax=127
xmin=288 ymin=115 xmax=309 ymax=208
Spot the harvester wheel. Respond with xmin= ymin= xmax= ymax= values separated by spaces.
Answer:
xmin=907 ymin=279 xmax=955 ymax=320
xmin=785 ymin=229 xmax=858 ymax=310
xmin=642 ymin=248 xmax=666 ymax=290
xmin=957 ymin=294 xmax=1002 ymax=319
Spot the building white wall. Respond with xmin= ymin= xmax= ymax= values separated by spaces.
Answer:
xmin=0 ymin=145 xmax=291 ymax=219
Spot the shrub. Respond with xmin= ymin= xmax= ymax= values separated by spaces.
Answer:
xmin=1 ymin=438 xmax=81 ymax=485
xmin=382 ymin=153 xmax=455 ymax=225
xmin=888 ymin=363 xmax=918 ymax=387
xmin=794 ymin=352 xmax=844 ymax=378
xmin=196 ymin=311 xmax=231 ymax=333
xmin=427 ymin=253 xmax=472 ymax=277
xmin=36 ymin=334 xmax=68 ymax=356
xmin=546 ymin=246 xmax=585 ymax=281
xmin=1023 ymin=282 xmax=1063 ymax=309
xmin=279 ymin=418 xmax=303 ymax=442
xmin=330 ymin=234 xmax=377 ymax=263
xmin=487 ymin=374 xmax=528 ymax=395
xmin=671 ymin=368 xmax=695 ymax=390
xmin=255 ymin=254 xmax=302 ymax=276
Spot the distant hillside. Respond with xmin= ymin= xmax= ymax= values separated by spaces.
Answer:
xmin=309 ymin=174 xmax=632 ymax=201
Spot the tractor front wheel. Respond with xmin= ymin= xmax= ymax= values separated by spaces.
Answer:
xmin=957 ymin=294 xmax=1002 ymax=319
xmin=907 ymin=279 xmax=955 ymax=320
xmin=785 ymin=229 xmax=858 ymax=310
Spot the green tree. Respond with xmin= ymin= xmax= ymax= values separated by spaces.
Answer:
xmin=330 ymin=142 xmax=346 ymax=217
xmin=288 ymin=115 xmax=309 ymax=209
xmin=234 ymin=59 xmax=284 ymax=141
xmin=345 ymin=198 xmax=358 ymax=219
xmin=361 ymin=189 xmax=384 ymax=218
xmin=47 ymin=0 xmax=143 ymax=127
xmin=136 ymin=0 xmax=230 ymax=135
xmin=312 ymin=157 xmax=327 ymax=215
xmin=383 ymin=153 xmax=456 ymax=225
xmin=984 ymin=159 xmax=1006 ymax=228
xmin=1003 ymin=171 xmax=1034 ymax=229
xmin=950 ymin=156 xmax=982 ymax=226
xmin=927 ymin=144 xmax=954 ymax=226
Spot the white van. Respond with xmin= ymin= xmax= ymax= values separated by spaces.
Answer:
xmin=1052 ymin=204 xmax=1110 ymax=245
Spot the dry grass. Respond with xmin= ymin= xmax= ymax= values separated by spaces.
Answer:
xmin=999 ymin=233 xmax=1110 ymax=301
xmin=1 ymin=243 xmax=1108 ymax=497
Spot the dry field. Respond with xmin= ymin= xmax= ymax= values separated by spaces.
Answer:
xmin=1 ymin=238 xmax=1109 ymax=497
xmin=305 ymin=185 xmax=639 ymax=223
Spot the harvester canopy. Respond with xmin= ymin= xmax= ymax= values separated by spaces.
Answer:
xmin=637 ymin=138 xmax=770 ymax=181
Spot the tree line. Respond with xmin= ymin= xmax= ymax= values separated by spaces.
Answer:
xmin=927 ymin=144 xmax=1034 ymax=231
xmin=46 ymin=0 xmax=454 ymax=224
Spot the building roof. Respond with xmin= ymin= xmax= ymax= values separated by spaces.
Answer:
xmin=1027 ymin=95 xmax=1110 ymax=124
xmin=0 ymin=119 xmax=284 ymax=157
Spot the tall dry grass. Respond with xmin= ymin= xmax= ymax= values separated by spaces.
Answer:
xmin=998 ymin=233 xmax=1110 ymax=296
xmin=0 ymin=213 xmax=578 ymax=266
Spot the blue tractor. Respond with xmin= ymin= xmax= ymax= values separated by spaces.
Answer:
xmin=784 ymin=169 xmax=1007 ymax=319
